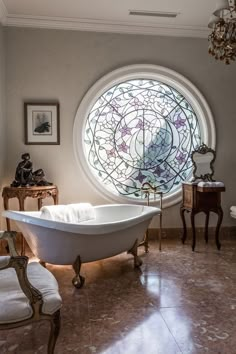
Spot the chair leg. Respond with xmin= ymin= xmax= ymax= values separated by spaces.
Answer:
xmin=47 ymin=310 xmax=61 ymax=354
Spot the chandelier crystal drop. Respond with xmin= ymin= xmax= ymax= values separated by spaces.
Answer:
xmin=208 ymin=0 xmax=236 ymax=64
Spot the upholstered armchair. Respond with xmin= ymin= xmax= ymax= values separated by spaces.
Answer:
xmin=0 ymin=231 xmax=62 ymax=354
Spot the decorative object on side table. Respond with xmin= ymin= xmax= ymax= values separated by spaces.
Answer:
xmin=24 ymin=102 xmax=60 ymax=145
xmin=11 ymin=153 xmax=52 ymax=187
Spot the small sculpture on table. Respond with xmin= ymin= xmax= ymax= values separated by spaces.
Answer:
xmin=32 ymin=169 xmax=53 ymax=186
xmin=11 ymin=153 xmax=33 ymax=187
xmin=11 ymin=153 xmax=52 ymax=187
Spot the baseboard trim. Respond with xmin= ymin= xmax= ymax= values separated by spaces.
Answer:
xmin=148 ymin=226 xmax=236 ymax=239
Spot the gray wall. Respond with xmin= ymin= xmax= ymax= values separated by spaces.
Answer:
xmin=0 ymin=24 xmax=6 ymax=228
xmin=0 ymin=25 xmax=6 ymax=187
xmin=4 ymin=27 xmax=236 ymax=227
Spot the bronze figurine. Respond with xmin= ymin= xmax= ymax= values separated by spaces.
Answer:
xmin=11 ymin=153 xmax=52 ymax=187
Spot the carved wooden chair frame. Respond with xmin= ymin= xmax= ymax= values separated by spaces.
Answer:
xmin=0 ymin=231 xmax=61 ymax=354
xmin=191 ymin=143 xmax=216 ymax=182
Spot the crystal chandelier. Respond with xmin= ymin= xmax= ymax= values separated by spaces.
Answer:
xmin=208 ymin=0 xmax=236 ymax=64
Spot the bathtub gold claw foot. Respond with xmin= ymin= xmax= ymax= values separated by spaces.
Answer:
xmin=72 ymin=255 xmax=85 ymax=289
xmin=128 ymin=239 xmax=143 ymax=268
xmin=72 ymin=274 xmax=85 ymax=289
xmin=134 ymin=255 xmax=142 ymax=268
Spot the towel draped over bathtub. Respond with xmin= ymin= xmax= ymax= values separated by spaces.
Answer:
xmin=40 ymin=203 xmax=95 ymax=223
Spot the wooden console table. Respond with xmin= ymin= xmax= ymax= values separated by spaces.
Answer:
xmin=180 ymin=182 xmax=225 ymax=251
xmin=2 ymin=185 xmax=58 ymax=254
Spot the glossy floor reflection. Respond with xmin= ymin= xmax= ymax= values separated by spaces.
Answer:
xmin=1 ymin=234 xmax=236 ymax=353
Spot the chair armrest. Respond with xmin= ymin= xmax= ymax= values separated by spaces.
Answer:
xmin=0 ymin=256 xmax=43 ymax=308
xmin=0 ymin=231 xmax=18 ymax=256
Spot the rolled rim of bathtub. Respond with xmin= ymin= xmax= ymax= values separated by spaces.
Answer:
xmin=2 ymin=204 xmax=161 ymax=235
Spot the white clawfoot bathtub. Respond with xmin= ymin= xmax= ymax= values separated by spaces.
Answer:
xmin=2 ymin=204 xmax=160 ymax=288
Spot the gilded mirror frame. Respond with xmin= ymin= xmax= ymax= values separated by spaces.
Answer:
xmin=191 ymin=143 xmax=216 ymax=182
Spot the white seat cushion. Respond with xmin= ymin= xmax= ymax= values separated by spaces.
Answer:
xmin=197 ymin=181 xmax=225 ymax=188
xmin=0 ymin=261 xmax=62 ymax=324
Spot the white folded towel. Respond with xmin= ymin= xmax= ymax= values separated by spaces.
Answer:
xmin=68 ymin=203 xmax=96 ymax=222
xmin=197 ymin=181 xmax=225 ymax=188
xmin=40 ymin=203 xmax=95 ymax=223
xmin=40 ymin=205 xmax=72 ymax=222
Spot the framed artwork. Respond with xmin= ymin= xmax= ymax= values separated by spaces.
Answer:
xmin=24 ymin=102 xmax=60 ymax=145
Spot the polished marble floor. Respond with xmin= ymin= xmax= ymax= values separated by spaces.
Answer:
xmin=1 ymin=234 xmax=236 ymax=354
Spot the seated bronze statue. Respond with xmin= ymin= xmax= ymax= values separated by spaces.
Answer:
xmin=11 ymin=153 xmax=52 ymax=187
xmin=11 ymin=153 xmax=33 ymax=187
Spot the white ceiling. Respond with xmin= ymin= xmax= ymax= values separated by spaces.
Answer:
xmin=0 ymin=0 xmax=216 ymax=38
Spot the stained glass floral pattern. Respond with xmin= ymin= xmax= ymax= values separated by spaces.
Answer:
xmin=84 ymin=79 xmax=201 ymax=199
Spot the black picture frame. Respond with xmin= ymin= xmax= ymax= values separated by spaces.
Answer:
xmin=24 ymin=102 xmax=60 ymax=145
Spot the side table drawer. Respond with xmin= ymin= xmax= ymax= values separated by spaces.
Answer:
xmin=182 ymin=183 xmax=197 ymax=208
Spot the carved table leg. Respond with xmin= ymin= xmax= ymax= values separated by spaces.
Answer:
xmin=18 ymin=196 xmax=26 ymax=256
xmin=3 ymin=196 xmax=10 ymax=232
xmin=3 ymin=196 xmax=10 ymax=253
xmin=38 ymin=198 xmax=43 ymax=210
xmin=180 ymin=206 xmax=187 ymax=244
xmin=215 ymin=207 xmax=223 ymax=250
xmin=128 ymin=239 xmax=143 ymax=267
xmin=191 ymin=210 xmax=196 ymax=252
xmin=72 ymin=255 xmax=85 ymax=289
xmin=204 ymin=211 xmax=210 ymax=244
xmin=52 ymin=192 xmax=58 ymax=205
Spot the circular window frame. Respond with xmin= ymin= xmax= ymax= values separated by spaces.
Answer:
xmin=73 ymin=64 xmax=216 ymax=208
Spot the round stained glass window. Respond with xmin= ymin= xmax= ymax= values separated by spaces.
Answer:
xmin=74 ymin=65 xmax=215 ymax=207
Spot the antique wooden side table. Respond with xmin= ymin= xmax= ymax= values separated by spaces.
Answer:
xmin=180 ymin=182 xmax=225 ymax=251
xmin=2 ymin=185 xmax=58 ymax=254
